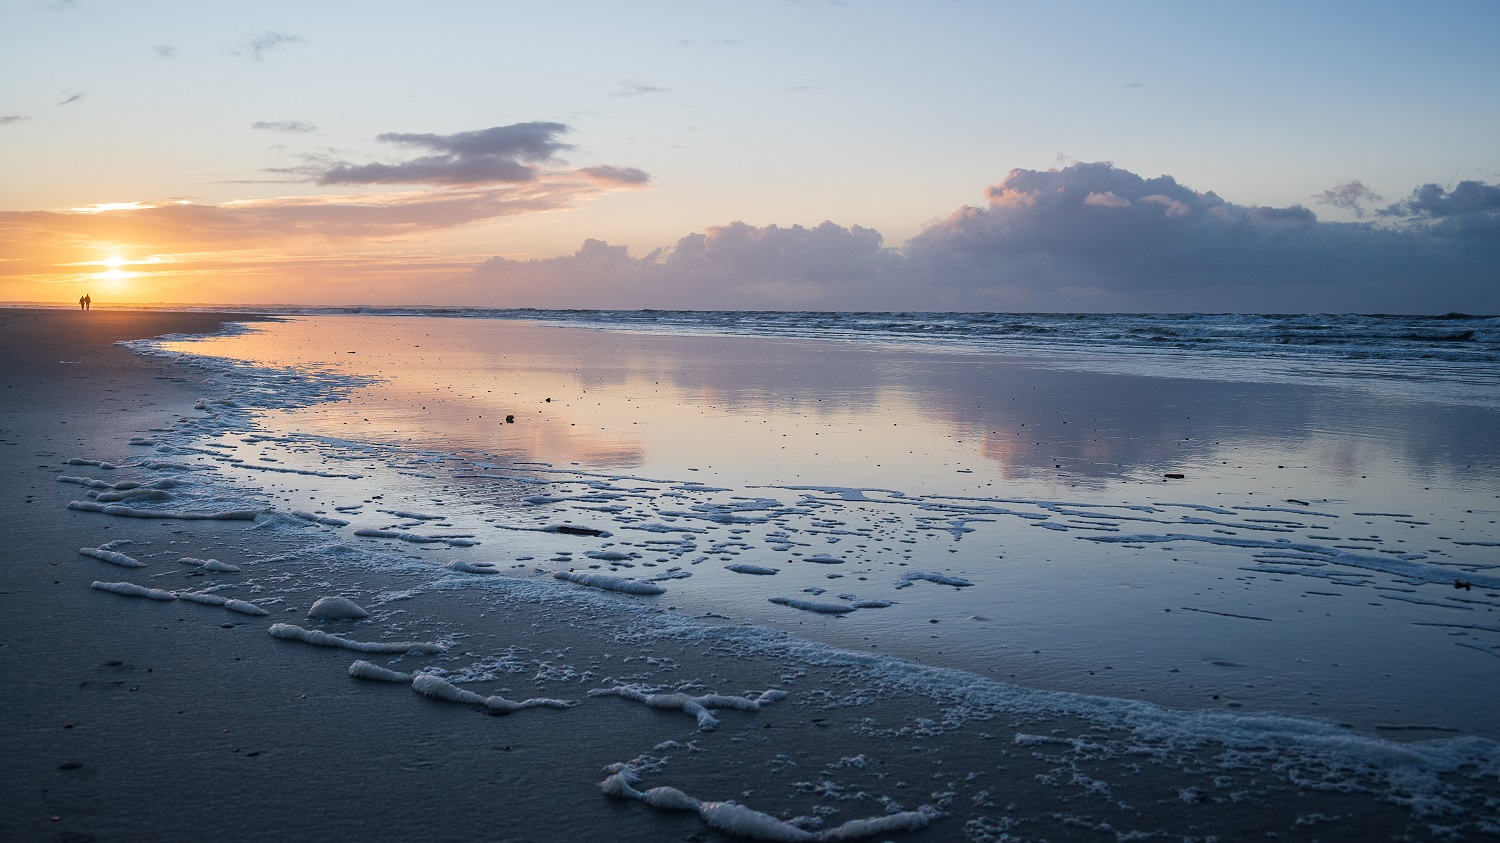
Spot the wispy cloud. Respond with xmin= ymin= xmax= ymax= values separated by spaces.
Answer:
xmin=0 ymin=120 xmax=654 ymax=293
xmin=0 ymin=114 xmax=28 ymax=126
xmin=611 ymin=82 xmax=669 ymax=97
xmin=154 ymin=45 xmax=177 ymax=59
xmin=58 ymin=91 xmax=85 ymax=106
xmin=575 ymin=165 xmax=651 ymax=185
xmin=252 ymin=120 xmax=318 ymax=134
xmin=1313 ymin=179 xmax=1382 ymax=217
xmin=235 ymin=31 xmax=305 ymax=61
xmin=317 ymin=122 xmax=577 ymax=186
xmin=1 ymin=184 xmax=598 ymax=254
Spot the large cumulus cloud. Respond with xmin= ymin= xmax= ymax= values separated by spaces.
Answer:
xmin=903 ymin=162 xmax=1481 ymax=307
xmin=464 ymin=162 xmax=1497 ymax=312
xmin=1380 ymin=180 xmax=1500 ymax=242
xmin=468 ymin=221 xmax=905 ymax=309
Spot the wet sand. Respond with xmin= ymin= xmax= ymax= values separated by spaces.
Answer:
xmin=1 ymin=307 xmax=1493 ymax=843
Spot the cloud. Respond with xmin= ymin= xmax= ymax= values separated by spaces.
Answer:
xmin=1314 ymin=179 xmax=1382 ymax=216
xmin=236 ymin=31 xmax=305 ymax=61
xmin=575 ymin=165 xmax=651 ymax=185
xmin=464 ymin=162 xmax=1499 ymax=313
xmin=1382 ymin=180 xmax=1500 ymax=219
xmin=1378 ymin=180 xmax=1500 ymax=242
xmin=0 ymin=168 xmax=650 ymax=296
xmin=901 ymin=162 xmax=1498 ymax=310
xmin=0 ymin=114 xmax=27 ymax=126
xmin=1084 ymin=191 xmax=1130 ymax=209
xmin=252 ymin=120 xmax=317 ymax=134
xmin=154 ymin=45 xmax=177 ymax=59
xmin=58 ymin=91 xmax=84 ymax=106
xmin=612 ymin=83 xmax=669 ymax=97
xmin=8 ymin=153 xmax=1494 ymax=313
xmin=317 ymin=122 xmax=576 ymax=186
xmin=467 ymin=221 xmax=904 ymax=309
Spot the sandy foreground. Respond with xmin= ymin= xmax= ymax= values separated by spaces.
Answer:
xmin=0 ymin=307 xmax=1491 ymax=843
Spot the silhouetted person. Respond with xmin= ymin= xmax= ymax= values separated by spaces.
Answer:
xmin=79 ymin=295 xmax=86 ymax=311
xmin=83 ymin=294 xmax=91 ymax=311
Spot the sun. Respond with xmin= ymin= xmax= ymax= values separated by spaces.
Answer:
xmin=96 ymin=254 xmax=133 ymax=286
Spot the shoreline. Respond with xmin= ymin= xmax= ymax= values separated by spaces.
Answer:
xmin=3 ymin=307 xmax=1496 ymax=842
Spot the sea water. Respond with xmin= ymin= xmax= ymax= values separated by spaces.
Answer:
xmin=125 ymin=312 xmax=1499 ymax=735
xmin=67 ymin=310 xmax=1500 ymax=838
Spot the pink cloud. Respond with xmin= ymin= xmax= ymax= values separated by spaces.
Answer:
xmin=1084 ymin=191 xmax=1131 ymax=209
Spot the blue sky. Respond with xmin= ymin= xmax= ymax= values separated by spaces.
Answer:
xmin=2 ymin=0 xmax=1497 ymax=310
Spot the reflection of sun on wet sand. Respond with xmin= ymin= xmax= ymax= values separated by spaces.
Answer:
xmin=5 ymin=307 xmax=1498 ymax=843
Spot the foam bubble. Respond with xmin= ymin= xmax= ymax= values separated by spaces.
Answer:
xmin=79 ymin=546 xmax=146 ymax=568
xmin=411 ymin=673 xmax=576 ymax=712
xmin=601 ymin=762 xmax=933 ymax=841
xmin=727 ymin=564 xmax=778 ymax=576
xmin=91 ymin=580 xmax=176 ymax=601
xmin=894 ymin=571 xmax=973 ymax=589
xmin=308 ymin=596 xmax=371 ymax=620
xmin=768 ymin=597 xmax=853 ymax=615
xmin=347 ymin=660 xmax=412 ymax=682
xmin=268 ymin=623 xmax=444 ymax=654
xmin=68 ymin=500 xmax=260 ymax=520
xmin=588 ymin=686 xmax=787 ymax=731
xmin=554 ymin=571 xmax=667 ymax=595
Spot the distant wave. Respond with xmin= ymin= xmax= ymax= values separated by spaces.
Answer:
xmin=130 ymin=306 xmax=1500 ymax=405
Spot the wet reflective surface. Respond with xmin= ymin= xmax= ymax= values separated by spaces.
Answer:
xmin=163 ymin=315 xmax=1500 ymax=735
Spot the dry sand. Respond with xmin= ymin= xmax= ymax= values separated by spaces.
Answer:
xmin=0 ymin=307 xmax=1487 ymax=843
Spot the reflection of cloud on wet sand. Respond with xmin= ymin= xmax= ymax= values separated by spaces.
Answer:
xmin=503 ymin=326 xmax=1498 ymax=488
xmin=186 ymin=316 xmax=1497 ymax=496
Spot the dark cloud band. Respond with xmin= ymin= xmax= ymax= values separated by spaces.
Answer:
xmin=317 ymin=122 xmax=577 ymax=186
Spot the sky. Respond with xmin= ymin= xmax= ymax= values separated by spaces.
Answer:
xmin=1 ymin=0 xmax=1497 ymax=312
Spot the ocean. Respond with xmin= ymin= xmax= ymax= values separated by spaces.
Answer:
xmin=90 ymin=309 xmax=1500 ymax=838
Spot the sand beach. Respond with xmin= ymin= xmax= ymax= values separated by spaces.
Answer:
xmin=2 ymin=307 xmax=1497 ymax=843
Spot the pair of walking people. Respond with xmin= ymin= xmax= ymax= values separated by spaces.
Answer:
xmin=79 ymin=294 xmax=91 ymax=310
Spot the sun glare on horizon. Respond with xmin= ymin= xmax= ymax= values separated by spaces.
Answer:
xmin=94 ymin=254 xmax=136 ymax=287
